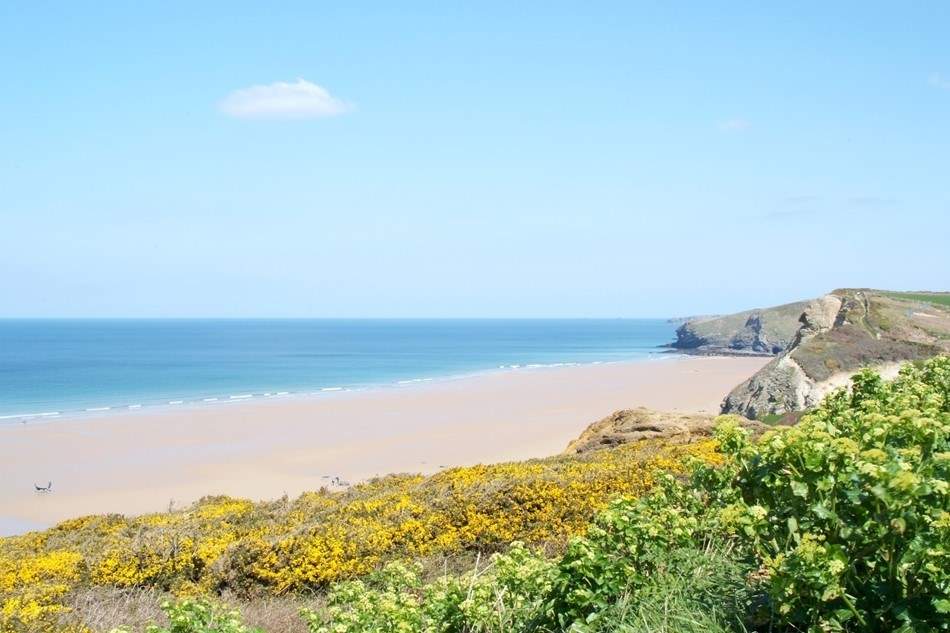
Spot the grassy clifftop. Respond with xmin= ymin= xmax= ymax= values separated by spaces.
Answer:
xmin=723 ymin=289 xmax=950 ymax=418
xmin=884 ymin=290 xmax=950 ymax=307
xmin=792 ymin=288 xmax=950 ymax=381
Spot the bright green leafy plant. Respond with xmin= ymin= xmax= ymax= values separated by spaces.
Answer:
xmin=547 ymin=357 xmax=949 ymax=631
xmin=714 ymin=359 xmax=950 ymax=630
xmin=301 ymin=544 xmax=557 ymax=633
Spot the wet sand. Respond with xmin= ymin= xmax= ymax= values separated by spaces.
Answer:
xmin=0 ymin=355 xmax=767 ymax=533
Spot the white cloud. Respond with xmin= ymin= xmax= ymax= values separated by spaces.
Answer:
xmin=929 ymin=72 xmax=950 ymax=90
xmin=718 ymin=118 xmax=750 ymax=132
xmin=219 ymin=79 xmax=350 ymax=119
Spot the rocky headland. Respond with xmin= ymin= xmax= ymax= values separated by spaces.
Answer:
xmin=720 ymin=289 xmax=950 ymax=418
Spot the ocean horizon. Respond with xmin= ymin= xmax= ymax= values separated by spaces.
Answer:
xmin=0 ymin=319 xmax=678 ymax=421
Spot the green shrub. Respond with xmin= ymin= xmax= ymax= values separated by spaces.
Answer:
xmin=715 ymin=359 xmax=950 ymax=630
xmin=581 ymin=546 xmax=753 ymax=633
xmin=301 ymin=544 xmax=557 ymax=633
xmin=547 ymin=356 xmax=950 ymax=632
xmin=301 ymin=561 xmax=425 ymax=633
xmin=549 ymin=474 xmax=717 ymax=626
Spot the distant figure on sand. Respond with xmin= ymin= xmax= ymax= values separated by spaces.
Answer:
xmin=34 ymin=481 xmax=52 ymax=493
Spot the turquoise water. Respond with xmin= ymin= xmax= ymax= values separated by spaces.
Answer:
xmin=0 ymin=319 xmax=676 ymax=420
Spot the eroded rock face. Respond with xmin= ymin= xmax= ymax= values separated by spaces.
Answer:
xmin=798 ymin=294 xmax=842 ymax=338
xmin=720 ymin=355 xmax=811 ymax=419
xmin=721 ymin=293 xmax=851 ymax=418
xmin=729 ymin=313 xmax=789 ymax=354
xmin=563 ymin=407 xmax=768 ymax=454
xmin=672 ymin=301 xmax=809 ymax=356
xmin=720 ymin=290 xmax=949 ymax=418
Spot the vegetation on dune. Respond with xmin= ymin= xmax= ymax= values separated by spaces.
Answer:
xmin=297 ymin=357 xmax=950 ymax=632
xmin=4 ymin=356 xmax=949 ymax=632
xmin=553 ymin=357 xmax=949 ymax=631
xmin=0 ymin=437 xmax=716 ymax=632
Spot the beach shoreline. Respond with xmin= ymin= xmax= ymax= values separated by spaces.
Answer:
xmin=0 ymin=355 xmax=768 ymax=535
xmin=0 ymin=353 xmax=678 ymax=426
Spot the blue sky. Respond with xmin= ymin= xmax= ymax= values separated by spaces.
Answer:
xmin=1 ymin=2 xmax=948 ymax=317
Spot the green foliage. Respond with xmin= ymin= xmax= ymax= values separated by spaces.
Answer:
xmin=755 ymin=412 xmax=789 ymax=425
xmin=542 ymin=357 xmax=950 ymax=631
xmin=549 ymin=474 xmax=714 ymax=626
xmin=112 ymin=599 xmax=263 ymax=633
xmin=578 ymin=546 xmax=753 ymax=633
xmin=301 ymin=534 xmax=753 ymax=633
xmin=301 ymin=545 xmax=557 ymax=633
xmin=301 ymin=562 xmax=425 ymax=633
xmin=716 ymin=358 xmax=950 ymax=630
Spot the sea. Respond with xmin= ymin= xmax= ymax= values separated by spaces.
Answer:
xmin=0 ymin=319 xmax=677 ymax=422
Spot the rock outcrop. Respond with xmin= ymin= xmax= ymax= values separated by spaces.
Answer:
xmin=563 ymin=407 xmax=768 ymax=454
xmin=721 ymin=289 xmax=950 ymax=418
xmin=672 ymin=300 xmax=810 ymax=356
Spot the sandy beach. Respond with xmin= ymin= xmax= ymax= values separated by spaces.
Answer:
xmin=0 ymin=355 xmax=767 ymax=534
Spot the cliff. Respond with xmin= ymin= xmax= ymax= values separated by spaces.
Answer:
xmin=672 ymin=300 xmax=810 ymax=355
xmin=720 ymin=289 xmax=950 ymax=418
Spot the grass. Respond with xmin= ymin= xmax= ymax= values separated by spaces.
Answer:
xmin=884 ymin=291 xmax=950 ymax=307
xmin=755 ymin=412 xmax=785 ymax=425
xmin=587 ymin=544 xmax=751 ymax=633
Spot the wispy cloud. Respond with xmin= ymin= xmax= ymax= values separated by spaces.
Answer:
xmin=718 ymin=118 xmax=750 ymax=132
xmin=219 ymin=79 xmax=350 ymax=119
xmin=929 ymin=73 xmax=950 ymax=90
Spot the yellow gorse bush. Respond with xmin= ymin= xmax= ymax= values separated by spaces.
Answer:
xmin=0 ymin=438 xmax=718 ymax=631
xmin=0 ymin=547 xmax=84 ymax=631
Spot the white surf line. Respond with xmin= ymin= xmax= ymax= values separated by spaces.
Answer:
xmin=321 ymin=387 xmax=343 ymax=392
xmin=168 ymin=400 xmax=184 ymax=405
xmin=85 ymin=406 xmax=111 ymax=412
xmin=276 ymin=391 xmax=290 ymax=396
xmin=128 ymin=404 xmax=142 ymax=409
xmin=0 ymin=411 xmax=60 ymax=420
xmin=398 ymin=378 xmax=434 ymax=385
xmin=203 ymin=397 xmax=218 ymax=402
xmin=229 ymin=394 xmax=253 ymax=400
